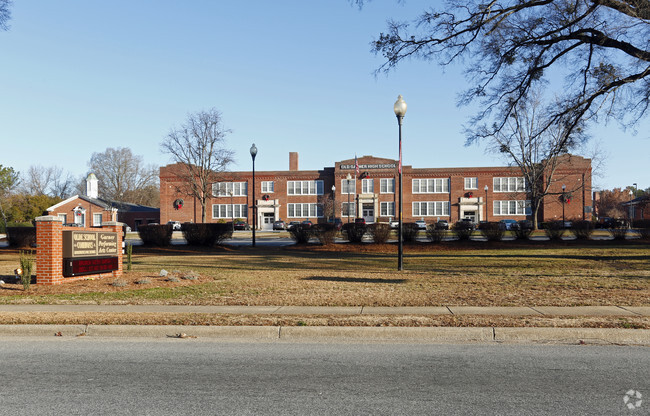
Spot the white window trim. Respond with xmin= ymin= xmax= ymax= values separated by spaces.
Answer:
xmin=212 ymin=204 xmax=248 ymax=219
xmin=341 ymin=179 xmax=355 ymax=195
xmin=493 ymin=177 xmax=527 ymax=193
xmin=411 ymin=201 xmax=450 ymax=217
xmin=380 ymin=201 xmax=395 ymax=217
xmin=412 ymin=178 xmax=450 ymax=194
xmin=464 ymin=177 xmax=478 ymax=190
xmin=361 ymin=178 xmax=374 ymax=194
xmin=342 ymin=202 xmax=356 ymax=217
xmin=261 ymin=181 xmax=274 ymax=193
xmin=492 ymin=200 xmax=531 ymax=216
xmin=287 ymin=203 xmax=323 ymax=218
xmin=380 ymin=178 xmax=395 ymax=194
xmin=287 ymin=180 xmax=324 ymax=196
xmin=213 ymin=182 xmax=248 ymax=197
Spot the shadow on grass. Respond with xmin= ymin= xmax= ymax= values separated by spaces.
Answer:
xmin=303 ymin=276 xmax=408 ymax=284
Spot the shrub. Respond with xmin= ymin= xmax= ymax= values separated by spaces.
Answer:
xmin=368 ymin=223 xmax=391 ymax=244
xmin=111 ymin=279 xmax=127 ymax=287
xmin=288 ymin=224 xmax=313 ymax=244
xmin=401 ymin=222 xmax=419 ymax=243
xmin=633 ymin=219 xmax=650 ymax=240
xmin=479 ymin=222 xmax=504 ymax=241
xmin=312 ymin=223 xmax=338 ymax=245
xmin=342 ymin=223 xmax=366 ymax=243
xmin=513 ymin=221 xmax=534 ymax=240
xmin=542 ymin=221 xmax=565 ymax=240
xmin=572 ymin=220 xmax=594 ymax=240
xmin=138 ymin=224 xmax=173 ymax=247
xmin=608 ymin=224 xmax=628 ymax=240
xmin=19 ymin=250 xmax=35 ymax=291
xmin=182 ymin=223 xmax=232 ymax=246
xmin=426 ymin=225 xmax=446 ymax=243
xmin=7 ymin=226 xmax=36 ymax=248
xmin=452 ymin=221 xmax=474 ymax=241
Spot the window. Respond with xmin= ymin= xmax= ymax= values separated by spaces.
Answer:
xmin=412 ymin=201 xmax=450 ymax=216
xmin=493 ymin=177 xmax=526 ymax=193
xmin=493 ymin=200 xmax=530 ymax=216
xmin=93 ymin=213 xmax=103 ymax=227
xmin=380 ymin=202 xmax=395 ymax=217
xmin=341 ymin=179 xmax=355 ymax=194
xmin=342 ymin=202 xmax=356 ymax=217
xmin=380 ymin=178 xmax=395 ymax=194
xmin=261 ymin=181 xmax=274 ymax=193
xmin=287 ymin=180 xmax=323 ymax=195
xmin=58 ymin=214 xmax=67 ymax=224
xmin=362 ymin=179 xmax=374 ymax=194
xmin=287 ymin=203 xmax=323 ymax=218
xmin=464 ymin=177 xmax=478 ymax=190
xmin=213 ymin=182 xmax=248 ymax=197
xmin=412 ymin=178 xmax=449 ymax=193
xmin=212 ymin=204 xmax=248 ymax=219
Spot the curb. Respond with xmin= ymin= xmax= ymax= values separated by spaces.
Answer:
xmin=1 ymin=325 xmax=648 ymax=345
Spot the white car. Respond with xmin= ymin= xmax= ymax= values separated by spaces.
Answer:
xmin=415 ymin=220 xmax=427 ymax=229
xmin=167 ymin=221 xmax=182 ymax=231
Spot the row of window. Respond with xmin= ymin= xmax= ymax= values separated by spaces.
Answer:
xmin=211 ymin=200 xmax=530 ymax=219
xmin=212 ymin=177 xmax=526 ymax=197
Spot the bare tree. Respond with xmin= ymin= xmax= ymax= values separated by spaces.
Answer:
xmin=596 ymin=188 xmax=632 ymax=218
xmin=21 ymin=165 xmax=76 ymax=199
xmin=478 ymin=92 xmax=590 ymax=228
xmin=0 ymin=0 xmax=11 ymax=31
xmin=161 ymin=109 xmax=234 ymax=223
xmin=371 ymin=0 xmax=650 ymax=141
xmin=88 ymin=147 xmax=159 ymax=207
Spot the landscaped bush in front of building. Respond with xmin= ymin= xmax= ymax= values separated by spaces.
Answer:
xmin=608 ymin=224 xmax=629 ymax=240
xmin=182 ymin=223 xmax=232 ymax=246
xmin=342 ymin=223 xmax=366 ymax=243
xmin=571 ymin=220 xmax=594 ymax=240
xmin=6 ymin=226 xmax=36 ymax=248
xmin=368 ymin=223 xmax=391 ymax=244
xmin=312 ymin=223 xmax=338 ymax=245
xmin=289 ymin=224 xmax=313 ymax=244
xmin=541 ymin=221 xmax=566 ymax=240
xmin=479 ymin=222 xmax=504 ymax=241
xmin=426 ymin=225 xmax=446 ymax=243
xmin=138 ymin=224 xmax=173 ymax=247
xmin=452 ymin=221 xmax=474 ymax=241
xmin=514 ymin=220 xmax=534 ymax=240
xmin=633 ymin=219 xmax=650 ymax=240
xmin=401 ymin=223 xmax=419 ymax=243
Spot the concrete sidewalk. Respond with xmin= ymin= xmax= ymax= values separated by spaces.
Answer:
xmin=0 ymin=304 xmax=648 ymax=316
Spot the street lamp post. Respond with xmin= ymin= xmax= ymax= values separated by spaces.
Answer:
xmin=484 ymin=185 xmax=489 ymax=222
xmin=394 ymin=95 xmax=407 ymax=271
xmin=250 ymin=143 xmax=257 ymax=247
xmin=561 ymin=184 xmax=566 ymax=227
xmin=229 ymin=190 xmax=234 ymax=236
xmin=346 ymin=173 xmax=352 ymax=223
xmin=331 ymin=185 xmax=336 ymax=222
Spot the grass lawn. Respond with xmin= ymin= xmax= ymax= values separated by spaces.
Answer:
xmin=0 ymin=240 xmax=648 ymax=328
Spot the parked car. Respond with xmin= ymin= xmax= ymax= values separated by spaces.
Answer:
xmin=354 ymin=218 xmax=366 ymax=225
xmin=328 ymin=218 xmax=343 ymax=231
xmin=434 ymin=220 xmax=449 ymax=230
xmin=460 ymin=218 xmax=477 ymax=230
xmin=273 ymin=220 xmax=286 ymax=230
xmin=301 ymin=220 xmax=313 ymax=228
xmin=498 ymin=219 xmax=519 ymax=230
xmin=233 ymin=220 xmax=250 ymax=230
xmin=167 ymin=221 xmax=182 ymax=231
xmin=388 ymin=219 xmax=400 ymax=229
xmin=287 ymin=221 xmax=301 ymax=230
xmin=415 ymin=220 xmax=427 ymax=229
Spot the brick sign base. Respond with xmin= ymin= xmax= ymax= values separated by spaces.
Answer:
xmin=35 ymin=216 xmax=123 ymax=285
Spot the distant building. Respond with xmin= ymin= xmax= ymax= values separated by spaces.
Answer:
xmin=160 ymin=153 xmax=592 ymax=229
xmin=622 ymin=196 xmax=650 ymax=222
xmin=46 ymin=173 xmax=159 ymax=230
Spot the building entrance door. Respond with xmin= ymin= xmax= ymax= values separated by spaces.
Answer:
xmin=463 ymin=211 xmax=477 ymax=223
xmin=362 ymin=203 xmax=374 ymax=224
xmin=262 ymin=213 xmax=274 ymax=230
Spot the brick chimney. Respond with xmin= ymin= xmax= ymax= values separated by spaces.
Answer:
xmin=289 ymin=152 xmax=299 ymax=171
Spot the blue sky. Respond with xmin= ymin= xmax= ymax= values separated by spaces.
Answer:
xmin=1 ymin=0 xmax=648 ymax=191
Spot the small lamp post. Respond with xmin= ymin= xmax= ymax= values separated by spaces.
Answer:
xmin=561 ymin=184 xmax=566 ymax=227
xmin=484 ymin=185 xmax=489 ymax=222
xmin=250 ymin=143 xmax=257 ymax=247
xmin=346 ymin=173 xmax=352 ymax=223
xmin=228 ymin=190 xmax=234 ymax=236
xmin=394 ymin=94 xmax=407 ymax=271
xmin=331 ymin=185 xmax=336 ymax=222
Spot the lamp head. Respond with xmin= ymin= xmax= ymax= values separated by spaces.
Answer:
xmin=393 ymin=95 xmax=407 ymax=118
xmin=250 ymin=143 xmax=257 ymax=160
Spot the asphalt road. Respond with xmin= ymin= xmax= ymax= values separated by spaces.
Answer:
xmin=0 ymin=339 xmax=647 ymax=415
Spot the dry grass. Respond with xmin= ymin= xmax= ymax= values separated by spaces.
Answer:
xmin=0 ymin=241 xmax=648 ymax=309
